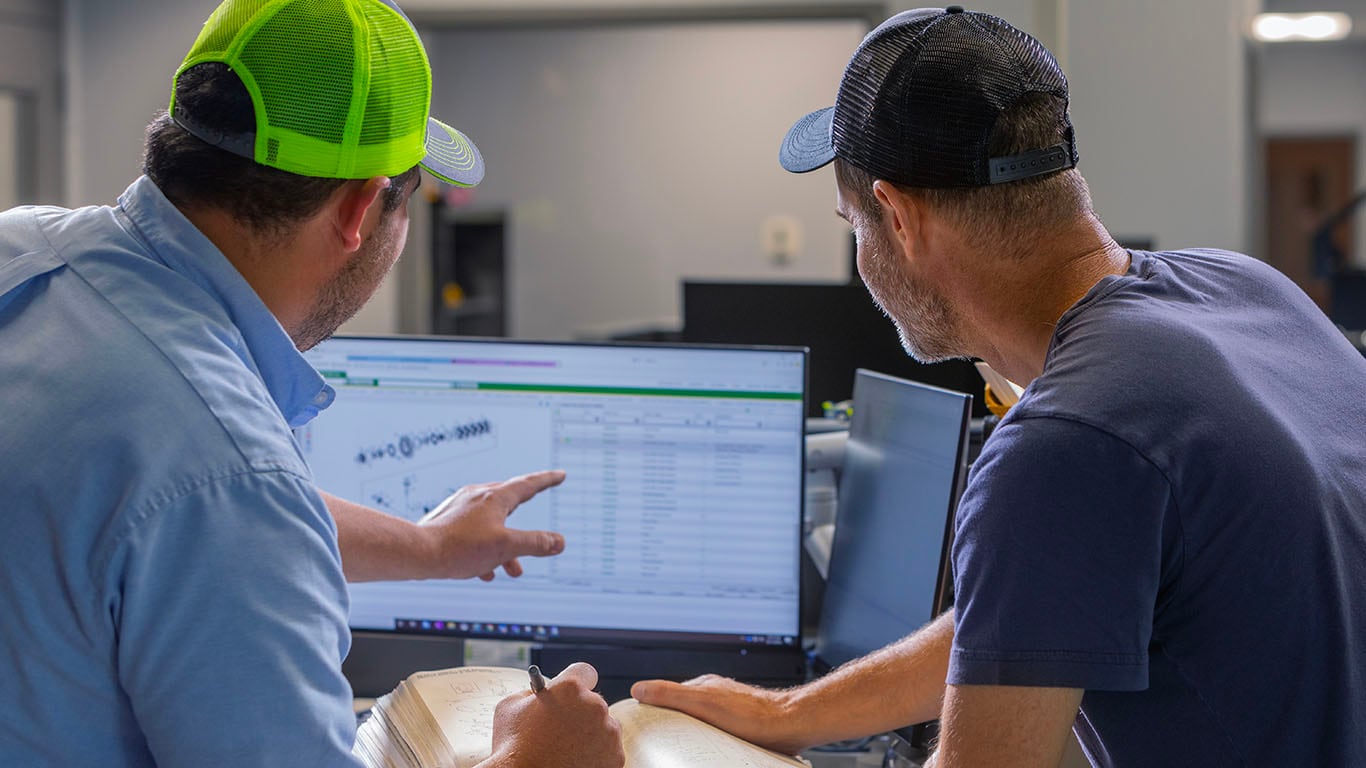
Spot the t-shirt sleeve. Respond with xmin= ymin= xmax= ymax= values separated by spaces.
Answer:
xmin=108 ymin=469 xmax=361 ymax=767
xmin=947 ymin=416 xmax=1178 ymax=691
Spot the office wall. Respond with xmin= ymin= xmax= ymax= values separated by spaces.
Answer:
xmin=0 ymin=92 xmax=15 ymax=210
xmin=422 ymin=19 xmax=866 ymax=339
xmin=61 ymin=0 xmax=1255 ymax=336
xmin=1258 ymin=41 xmax=1366 ymax=268
xmin=0 ymin=0 xmax=62 ymax=205
xmin=409 ymin=0 xmax=1038 ymax=340
xmin=63 ymin=0 xmax=208 ymax=207
xmin=1063 ymin=0 xmax=1254 ymax=254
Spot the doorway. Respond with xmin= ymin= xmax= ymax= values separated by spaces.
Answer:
xmin=1264 ymin=136 xmax=1357 ymax=310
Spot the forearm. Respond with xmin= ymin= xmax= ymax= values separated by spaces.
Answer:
xmin=323 ymin=491 xmax=433 ymax=582
xmin=784 ymin=610 xmax=953 ymax=747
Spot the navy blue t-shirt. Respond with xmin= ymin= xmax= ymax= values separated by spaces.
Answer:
xmin=947 ymin=249 xmax=1366 ymax=766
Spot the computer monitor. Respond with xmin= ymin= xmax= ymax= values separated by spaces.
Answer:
xmin=681 ymin=280 xmax=987 ymax=418
xmin=297 ymin=336 xmax=809 ymax=697
xmin=815 ymin=369 xmax=972 ymax=671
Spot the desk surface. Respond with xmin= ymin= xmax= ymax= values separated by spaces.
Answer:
xmin=804 ymin=735 xmax=915 ymax=767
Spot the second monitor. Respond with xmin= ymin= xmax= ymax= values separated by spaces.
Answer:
xmin=814 ymin=369 xmax=973 ymax=671
xmin=681 ymin=280 xmax=987 ymax=418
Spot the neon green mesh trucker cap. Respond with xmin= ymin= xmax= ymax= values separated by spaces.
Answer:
xmin=169 ymin=0 xmax=483 ymax=186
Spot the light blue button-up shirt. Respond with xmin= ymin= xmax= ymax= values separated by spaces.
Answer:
xmin=0 ymin=177 xmax=360 ymax=766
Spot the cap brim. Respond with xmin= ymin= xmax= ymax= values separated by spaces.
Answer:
xmin=779 ymin=107 xmax=836 ymax=173
xmin=420 ymin=116 xmax=485 ymax=187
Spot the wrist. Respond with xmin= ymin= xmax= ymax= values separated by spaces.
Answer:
xmin=409 ymin=517 xmax=446 ymax=579
xmin=328 ymin=493 xmax=445 ymax=582
xmin=773 ymin=685 xmax=820 ymax=753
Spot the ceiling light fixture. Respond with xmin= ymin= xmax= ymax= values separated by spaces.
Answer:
xmin=1251 ymin=12 xmax=1352 ymax=42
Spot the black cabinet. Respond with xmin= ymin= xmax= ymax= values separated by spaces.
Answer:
xmin=430 ymin=203 xmax=507 ymax=337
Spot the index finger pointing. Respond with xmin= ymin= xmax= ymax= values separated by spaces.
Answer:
xmin=497 ymin=469 xmax=567 ymax=507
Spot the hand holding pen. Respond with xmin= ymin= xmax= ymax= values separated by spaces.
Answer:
xmin=480 ymin=662 xmax=625 ymax=768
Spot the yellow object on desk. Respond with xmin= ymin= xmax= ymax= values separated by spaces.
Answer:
xmin=974 ymin=362 xmax=1024 ymax=418
xmin=982 ymin=382 xmax=1013 ymax=419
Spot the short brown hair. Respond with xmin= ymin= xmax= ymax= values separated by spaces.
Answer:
xmin=143 ymin=63 xmax=418 ymax=234
xmin=836 ymin=92 xmax=1093 ymax=249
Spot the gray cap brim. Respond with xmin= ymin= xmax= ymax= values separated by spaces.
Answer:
xmin=421 ymin=116 xmax=485 ymax=187
xmin=778 ymin=106 xmax=836 ymax=173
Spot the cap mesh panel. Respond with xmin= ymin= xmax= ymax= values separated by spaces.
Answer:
xmin=357 ymin=2 xmax=429 ymax=147
xmin=238 ymin=0 xmax=355 ymax=145
xmin=832 ymin=10 xmax=1070 ymax=188
xmin=174 ymin=0 xmax=439 ymax=179
xmin=195 ymin=3 xmax=254 ymax=54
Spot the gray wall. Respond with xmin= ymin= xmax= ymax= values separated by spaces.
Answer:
xmin=63 ymin=0 xmax=208 ymax=207
xmin=59 ymin=0 xmax=1258 ymax=337
xmin=423 ymin=19 xmax=867 ymax=339
xmin=1065 ymin=0 xmax=1254 ymax=254
xmin=0 ymin=92 xmax=16 ymax=209
xmin=0 ymin=0 xmax=63 ymax=205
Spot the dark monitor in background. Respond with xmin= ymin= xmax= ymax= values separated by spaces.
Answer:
xmin=1332 ymin=270 xmax=1366 ymax=330
xmin=298 ymin=336 xmax=809 ymax=700
xmin=681 ymin=280 xmax=986 ymax=418
xmin=814 ymin=369 xmax=972 ymax=672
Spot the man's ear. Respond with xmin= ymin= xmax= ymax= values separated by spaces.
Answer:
xmin=871 ymin=179 xmax=922 ymax=253
xmin=336 ymin=176 xmax=392 ymax=253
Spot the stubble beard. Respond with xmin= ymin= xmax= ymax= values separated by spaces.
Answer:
xmin=293 ymin=221 xmax=400 ymax=352
xmin=860 ymin=227 xmax=966 ymax=364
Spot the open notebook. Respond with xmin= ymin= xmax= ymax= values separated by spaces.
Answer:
xmin=353 ymin=666 xmax=809 ymax=768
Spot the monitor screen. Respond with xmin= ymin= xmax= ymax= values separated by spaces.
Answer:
xmin=297 ymin=336 xmax=807 ymax=653
xmin=681 ymin=280 xmax=987 ymax=418
xmin=815 ymin=369 xmax=972 ymax=669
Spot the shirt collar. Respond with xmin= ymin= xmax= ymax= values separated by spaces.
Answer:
xmin=116 ymin=176 xmax=335 ymax=427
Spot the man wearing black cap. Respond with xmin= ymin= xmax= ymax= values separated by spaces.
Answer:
xmin=635 ymin=7 xmax=1366 ymax=767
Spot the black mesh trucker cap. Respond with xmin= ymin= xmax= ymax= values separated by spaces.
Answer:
xmin=779 ymin=6 xmax=1078 ymax=188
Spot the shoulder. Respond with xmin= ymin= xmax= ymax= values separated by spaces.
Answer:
xmin=1 ymin=264 xmax=311 ymax=560
xmin=1019 ymin=249 xmax=1312 ymax=444
xmin=965 ymin=415 xmax=1173 ymax=514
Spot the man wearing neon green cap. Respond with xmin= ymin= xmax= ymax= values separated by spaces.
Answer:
xmin=0 ymin=1 xmax=624 ymax=766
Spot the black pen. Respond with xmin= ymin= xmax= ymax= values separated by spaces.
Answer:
xmin=528 ymin=664 xmax=547 ymax=694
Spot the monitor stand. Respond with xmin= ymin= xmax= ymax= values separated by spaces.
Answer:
xmin=344 ymin=631 xmax=467 ymax=698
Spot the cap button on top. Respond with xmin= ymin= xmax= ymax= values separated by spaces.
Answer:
xmin=946 ymin=5 xmax=965 ymax=12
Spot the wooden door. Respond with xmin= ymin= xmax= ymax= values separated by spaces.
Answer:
xmin=1265 ymin=137 xmax=1356 ymax=310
